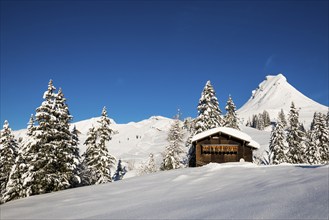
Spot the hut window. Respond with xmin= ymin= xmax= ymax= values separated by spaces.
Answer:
xmin=201 ymin=144 xmax=238 ymax=154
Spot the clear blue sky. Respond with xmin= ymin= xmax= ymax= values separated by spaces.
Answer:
xmin=1 ymin=0 xmax=328 ymax=130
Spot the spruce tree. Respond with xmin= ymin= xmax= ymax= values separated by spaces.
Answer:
xmin=309 ymin=112 xmax=329 ymax=164
xmin=11 ymin=80 xmax=81 ymax=198
xmin=305 ymin=129 xmax=319 ymax=165
xmin=0 ymin=120 xmax=19 ymax=203
xmin=286 ymin=102 xmax=306 ymax=164
xmin=141 ymin=153 xmax=157 ymax=174
xmin=2 ymin=118 xmax=34 ymax=203
xmin=269 ymin=117 xmax=288 ymax=164
xmin=224 ymin=95 xmax=240 ymax=130
xmin=53 ymin=88 xmax=81 ymax=188
xmin=194 ymin=80 xmax=223 ymax=134
xmin=81 ymin=107 xmax=116 ymax=185
xmin=251 ymin=114 xmax=259 ymax=129
xmin=161 ymin=113 xmax=185 ymax=170
xmin=80 ymin=126 xmax=98 ymax=185
xmin=257 ymin=113 xmax=265 ymax=130
xmin=278 ymin=109 xmax=287 ymax=127
xmin=113 ymin=159 xmax=127 ymax=181
xmin=263 ymin=110 xmax=271 ymax=127
xmin=26 ymin=114 xmax=35 ymax=136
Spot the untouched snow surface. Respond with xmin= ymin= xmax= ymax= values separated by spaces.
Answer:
xmin=238 ymin=74 xmax=328 ymax=128
xmin=1 ymin=163 xmax=328 ymax=219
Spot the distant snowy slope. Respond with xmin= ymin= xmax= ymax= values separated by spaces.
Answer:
xmin=13 ymin=116 xmax=188 ymax=175
xmin=237 ymin=74 xmax=328 ymax=128
xmin=2 ymin=163 xmax=328 ymax=219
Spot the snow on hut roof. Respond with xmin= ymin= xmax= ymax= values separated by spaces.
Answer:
xmin=192 ymin=127 xmax=260 ymax=149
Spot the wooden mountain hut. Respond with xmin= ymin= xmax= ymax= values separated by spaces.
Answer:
xmin=188 ymin=127 xmax=260 ymax=167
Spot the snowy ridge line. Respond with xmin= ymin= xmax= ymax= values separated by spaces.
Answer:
xmin=237 ymin=73 xmax=328 ymax=128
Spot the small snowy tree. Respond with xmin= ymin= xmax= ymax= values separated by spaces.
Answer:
xmin=194 ymin=80 xmax=223 ymax=134
xmin=0 ymin=120 xmax=19 ymax=203
xmin=286 ymin=102 xmax=306 ymax=164
xmin=80 ymin=126 xmax=98 ymax=185
xmin=26 ymin=114 xmax=35 ymax=136
xmin=160 ymin=113 xmax=185 ymax=170
xmin=269 ymin=117 xmax=288 ymax=164
xmin=224 ymin=95 xmax=240 ymax=130
xmin=139 ymin=153 xmax=157 ymax=175
xmin=308 ymin=112 xmax=329 ymax=164
xmin=263 ymin=110 xmax=271 ymax=127
xmin=257 ymin=113 xmax=265 ymax=130
xmin=251 ymin=114 xmax=259 ymax=129
xmin=278 ymin=109 xmax=287 ymax=127
xmin=81 ymin=107 xmax=116 ymax=185
xmin=113 ymin=159 xmax=127 ymax=181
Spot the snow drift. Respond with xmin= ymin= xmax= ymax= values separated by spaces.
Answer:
xmin=1 ymin=163 xmax=328 ymax=219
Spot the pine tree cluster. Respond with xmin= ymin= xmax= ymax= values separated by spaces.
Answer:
xmin=0 ymin=80 xmax=119 ymax=204
xmin=247 ymin=110 xmax=271 ymax=130
xmin=268 ymin=102 xmax=329 ymax=165
xmin=187 ymin=80 xmax=240 ymax=166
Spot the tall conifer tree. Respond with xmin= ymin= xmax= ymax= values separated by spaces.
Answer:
xmin=224 ymin=95 xmax=239 ymax=130
xmin=269 ymin=116 xmax=288 ymax=164
xmin=0 ymin=120 xmax=19 ymax=203
xmin=81 ymin=107 xmax=116 ymax=185
xmin=194 ymin=81 xmax=223 ymax=134
xmin=286 ymin=102 xmax=306 ymax=164
xmin=309 ymin=112 xmax=329 ymax=164
xmin=7 ymin=80 xmax=81 ymax=199
xmin=161 ymin=112 xmax=185 ymax=170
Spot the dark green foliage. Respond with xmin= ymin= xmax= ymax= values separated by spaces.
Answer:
xmin=0 ymin=121 xmax=19 ymax=203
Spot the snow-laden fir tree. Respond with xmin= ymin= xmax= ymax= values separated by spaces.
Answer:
xmin=263 ymin=110 xmax=271 ymax=127
xmin=113 ymin=159 xmax=127 ymax=181
xmin=26 ymin=114 xmax=35 ymax=136
xmin=308 ymin=112 xmax=329 ymax=164
xmin=2 ymin=118 xmax=34 ymax=203
xmin=160 ymin=112 xmax=185 ymax=170
xmin=224 ymin=95 xmax=239 ymax=130
xmin=81 ymin=107 xmax=116 ymax=185
xmin=80 ymin=126 xmax=98 ymax=185
xmin=278 ymin=109 xmax=287 ymax=127
xmin=139 ymin=153 xmax=157 ymax=175
xmin=9 ymin=80 xmax=81 ymax=199
xmin=257 ymin=113 xmax=265 ymax=130
xmin=286 ymin=102 xmax=306 ymax=164
xmin=269 ymin=116 xmax=288 ymax=164
xmin=194 ymin=80 xmax=223 ymax=134
xmin=0 ymin=120 xmax=19 ymax=203
xmin=53 ymin=88 xmax=81 ymax=187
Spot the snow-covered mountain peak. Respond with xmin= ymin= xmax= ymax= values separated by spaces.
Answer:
xmin=238 ymin=73 xmax=328 ymax=128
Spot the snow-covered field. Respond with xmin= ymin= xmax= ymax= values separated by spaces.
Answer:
xmin=1 ymin=163 xmax=328 ymax=219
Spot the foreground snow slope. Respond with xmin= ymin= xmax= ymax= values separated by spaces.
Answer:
xmin=2 ymin=163 xmax=328 ymax=219
xmin=238 ymin=74 xmax=328 ymax=128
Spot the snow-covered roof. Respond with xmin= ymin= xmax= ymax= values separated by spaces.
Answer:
xmin=192 ymin=127 xmax=260 ymax=149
